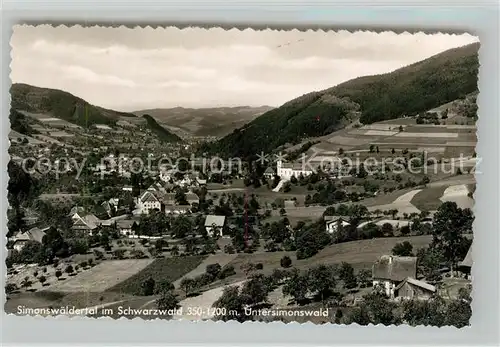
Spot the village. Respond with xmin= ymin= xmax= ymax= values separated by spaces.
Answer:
xmin=6 ymin=27 xmax=478 ymax=327
xmin=6 ymin=113 xmax=475 ymax=325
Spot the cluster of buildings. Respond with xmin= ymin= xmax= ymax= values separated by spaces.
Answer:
xmin=272 ymin=158 xmax=354 ymax=182
xmin=371 ymin=251 xmax=472 ymax=301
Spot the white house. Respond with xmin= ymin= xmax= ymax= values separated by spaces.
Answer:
xmin=122 ymin=186 xmax=133 ymax=192
xmin=324 ymin=216 xmax=351 ymax=235
xmin=277 ymin=159 xmax=313 ymax=180
xmin=117 ymin=220 xmax=138 ymax=236
xmin=205 ymin=215 xmax=226 ymax=237
xmin=164 ymin=205 xmax=191 ymax=215
xmin=138 ymin=191 xmax=162 ymax=214
xmin=196 ymin=177 xmax=207 ymax=185
xmin=264 ymin=167 xmax=275 ymax=180
xmin=372 ymin=255 xmax=418 ymax=298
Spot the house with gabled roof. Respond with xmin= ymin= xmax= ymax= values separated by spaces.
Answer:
xmin=10 ymin=226 xmax=49 ymax=252
xmin=372 ymin=255 xmax=418 ymax=298
xmin=458 ymin=244 xmax=473 ymax=279
xmin=186 ymin=191 xmax=200 ymax=206
xmin=205 ymin=215 xmax=226 ymax=237
xmin=69 ymin=206 xmax=86 ymax=220
xmin=72 ymin=214 xmax=101 ymax=235
xmin=138 ymin=190 xmax=162 ymax=214
xmin=117 ymin=219 xmax=139 ymax=236
xmin=394 ymin=277 xmax=436 ymax=301
xmin=264 ymin=167 xmax=275 ymax=179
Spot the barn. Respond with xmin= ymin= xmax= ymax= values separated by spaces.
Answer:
xmin=394 ymin=277 xmax=436 ymax=301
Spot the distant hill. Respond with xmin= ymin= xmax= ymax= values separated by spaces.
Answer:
xmin=142 ymin=114 xmax=183 ymax=143
xmin=10 ymin=83 xmax=136 ymax=127
xmin=209 ymin=42 xmax=479 ymax=158
xmin=133 ymin=106 xmax=273 ymax=137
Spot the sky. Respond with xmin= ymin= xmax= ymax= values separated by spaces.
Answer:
xmin=10 ymin=26 xmax=478 ymax=112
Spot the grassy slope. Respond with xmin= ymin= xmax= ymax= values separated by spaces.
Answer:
xmin=141 ymin=114 xmax=183 ymax=143
xmin=212 ymin=42 xmax=479 ymax=157
xmin=106 ymin=255 xmax=206 ymax=295
xmin=10 ymin=83 xmax=136 ymax=127
xmin=223 ymin=235 xmax=433 ymax=283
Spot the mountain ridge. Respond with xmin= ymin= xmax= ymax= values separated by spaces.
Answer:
xmin=208 ymin=42 xmax=479 ymax=158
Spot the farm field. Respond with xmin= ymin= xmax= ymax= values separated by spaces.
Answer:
xmin=224 ymin=235 xmax=434 ymax=283
xmin=106 ymin=255 xmax=206 ymax=295
xmin=173 ymin=280 xmax=246 ymax=321
xmin=48 ymin=259 xmax=153 ymax=293
xmin=172 ymin=253 xmax=238 ymax=287
xmin=303 ymin=115 xmax=476 ymax=163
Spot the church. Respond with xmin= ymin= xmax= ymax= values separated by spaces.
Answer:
xmin=276 ymin=159 xmax=314 ymax=180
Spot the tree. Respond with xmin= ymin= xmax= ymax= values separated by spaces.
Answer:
xmin=171 ymin=215 xmax=193 ymax=239
xmin=179 ymin=278 xmax=195 ymax=296
xmin=280 ymin=255 xmax=292 ymax=268
xmin=381 ymin=223 xmax=394 ymax=236
xmin=21 ymin=276 xmax=32 ymax=290
xmin=5 ymin=283 xmax=17 ymax=295
xmin=392 ymin=241 xmax=413 ymax=256
xmin=338 ymin=262 xmax=357 ymax=289
xmin=65 ymin=265 xmax=74 ymax=275
xmin=171 ymin=245 xmax=180 ymax=256
xmin=323 ymin=206 xmax=336 ymax=216
xmin=307 ymin=265 xmax=336 ymax=302
xmin=155 ymin=279 xmax=175 ymax=294
xmin=156 ymin=290 xmax=179 ymax=312
xmin=113 ymin=249 xmax=126 ymax=259
xmin=55 ymin=270 xmax=62 ymax=280
xmin=400 ymin=225 xmax=410 ymax=235
xmin=206 ymin=263 xmax=222 ymax=279
xmin=93 ymin=249 xmax=104 ymax=260
xmin=357 ymin=269 xmax=372 ymax=288
xmin=283 ymin=270 xmax=309 ymax=304
xmin=141 ymin=277 xmax=156 ymax=296
xmin=240 ymin=274 xmax=270 ymax=306
xmin=40 ymin=227 xmax=69 ymax=264
xmin=432 ymin=202 xmax=474 ymax=274
xmin=240 ymin=262 xmax=256 ymax=277
xmin=402 ymin=297 xmax=446 ymax=327
xmin=39 ymin=275 xmax=47 ymax=286
xmin=361 ymin=291 xmax=401 ymax=325
xmin=212 ymin=286 xmax=247 ymax=322
xmin=175 ymin=189 xmax=188 ymax=205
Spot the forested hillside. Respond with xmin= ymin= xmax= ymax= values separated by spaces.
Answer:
xmin=209 ymin=42 xmax=479 ymax=158
xmin=10 ymin=83 xmax=136 ymax=127
xmin=142 ymin=114 xmax=183 ymax=143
